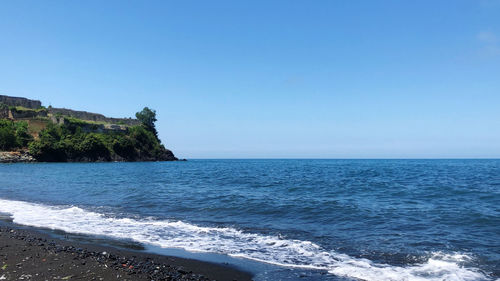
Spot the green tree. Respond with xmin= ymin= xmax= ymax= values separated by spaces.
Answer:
xmin=0 ymin=120 xmax=33 ymax=150
xmin=0 ymin=122 xmax=17 ymax=150
xmin=112 ymin=136 xmax=136 ymax=160
xmin=79 ymin=133 xmax=110 ymax=161
xmin=14 ymin=121 xmax=33 ymax=147
xmin=135 ymin=107 xmax=158 ymax=139
xmin=28 ymin=123 xmax=67 ymax=161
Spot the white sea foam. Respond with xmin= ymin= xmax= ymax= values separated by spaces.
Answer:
xmin=0 ymin=199 xmax=491 ymax=281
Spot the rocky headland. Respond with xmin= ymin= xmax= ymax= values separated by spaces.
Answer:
xmin=0 ymin=94 xmax=178 ymax=162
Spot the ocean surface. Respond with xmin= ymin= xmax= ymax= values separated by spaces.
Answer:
xmin=0 ymin=159 xmax=498 ymax=281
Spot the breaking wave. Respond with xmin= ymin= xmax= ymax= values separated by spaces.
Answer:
xmin=0 ymin=199 xmax=491 ymax=281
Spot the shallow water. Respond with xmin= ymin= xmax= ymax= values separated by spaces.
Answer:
xmin=0 ymin=159 xmax=498 ymax=280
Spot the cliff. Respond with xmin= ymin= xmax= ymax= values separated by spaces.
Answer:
xmin=0 ymin=94 xmax=178 ymax=162
xmin=0 ymin=95 xmax=41 ymax=109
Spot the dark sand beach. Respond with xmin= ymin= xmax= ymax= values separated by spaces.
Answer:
xmin=0 ymin=226 xmax=252 ymax=281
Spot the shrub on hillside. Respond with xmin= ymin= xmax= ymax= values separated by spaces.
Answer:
xmin=0 ymin=120 xmax=33 ymax=151
xmin=8 ymin=106 xmax=175 ymax=162
xmin=28 ymin=122 xmax=168 ymax=162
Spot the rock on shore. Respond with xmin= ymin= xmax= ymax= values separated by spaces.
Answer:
xmin=0 ymin=150 xmax=178 ymax=163
xmin=0 ymin=151 xmax=36 ymax=163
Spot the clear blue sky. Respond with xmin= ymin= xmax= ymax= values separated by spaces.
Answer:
xmin=1 ymin=1 xmax=499 ymax=158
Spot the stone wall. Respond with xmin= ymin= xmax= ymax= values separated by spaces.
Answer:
xmin=0 ymin=95 xmax=42 ymax=109
xmin=0 ymin=94 xmax=141 ymax=126
xmin=48 ymin=108 xmax=140 ymax=126
xmin=50 ymin=115 xmax=130 ymax=133
xmin=10 ymin=109 xmax=48 ymax=119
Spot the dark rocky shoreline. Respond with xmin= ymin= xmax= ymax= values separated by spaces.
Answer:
xmin=0 ymin=150 xmax=179 ymax=163
xmin=0 ymin=151 xmax=36 ymax=163
xmin=0 ymin=226 xmax=252 ymax=281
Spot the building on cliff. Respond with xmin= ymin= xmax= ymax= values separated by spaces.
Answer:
xmin=0 ymin=94 xmax=140 ymax=126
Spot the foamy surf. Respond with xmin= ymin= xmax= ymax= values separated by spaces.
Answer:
xmin=0 ymin=198 xmax=491 ymax=281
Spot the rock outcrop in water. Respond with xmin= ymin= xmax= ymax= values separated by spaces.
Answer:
xmin=0 ymin=94 xmax=178 ymax=162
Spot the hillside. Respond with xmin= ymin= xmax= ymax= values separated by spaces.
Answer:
xmin=0 ymin=95 xmax=177 ymax=162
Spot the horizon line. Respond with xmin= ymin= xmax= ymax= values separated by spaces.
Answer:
xmin=178 ymin=157 xmax=500 ymax=160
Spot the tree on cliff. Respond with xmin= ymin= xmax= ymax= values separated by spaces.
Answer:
xmin=0 ymin=121 xmax=17 ymax=150
xmin=136 ymin=107 xmax=159 ymax=139
xmin=0 ymin=120 xmax=33 ymax=151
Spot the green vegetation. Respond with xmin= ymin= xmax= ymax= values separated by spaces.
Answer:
xmin=9 ymin=105 xmax=48 ymax=114
xmin=0 ymin=120 xmax=33 ymax=150
xmin=64 ymin=116 xmax=108 ymax=125
xmin=26 ymin=108 xmax=171 ymax=162
xmin=1 ymin=106 xmax=175 ymax=162
xmin=136 ymin=107 xmax=159 ymax=139
xmin=28 ymin=123 xmax=167 ymax=161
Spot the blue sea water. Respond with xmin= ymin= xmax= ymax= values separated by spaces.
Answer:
xmin=0 ymin=159 xmax=499 ymax=280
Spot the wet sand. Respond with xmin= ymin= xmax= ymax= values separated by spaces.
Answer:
xmin=0 ymin=226 xmax=253 ymax=281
